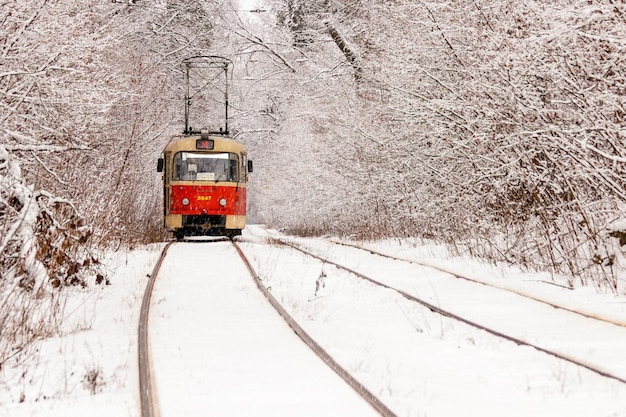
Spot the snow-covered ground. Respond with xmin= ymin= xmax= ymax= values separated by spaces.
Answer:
xmin=149 ymin=242 xmax=379 ymax=416
xmin=1 ymin=226 xmax=626 ymax=416
xmin=0 ymin=246 xmax=163 ymax=417
xmin=241 ymin=226 xmax=626 ymax=416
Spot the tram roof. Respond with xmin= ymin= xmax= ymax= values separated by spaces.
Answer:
xmin=163 ymin=133 xmax=247 ymax=154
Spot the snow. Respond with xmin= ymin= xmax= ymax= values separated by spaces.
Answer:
xmin=268 ymin=233 xmax=626 ymax=381
xmin=0 ymin=145 xmax=49 ymax=294
xmin=0 ymin=247 xmax=157 ymax=417
xmin=2 ymin=227 xmax=626 ymax=417
xmin=149 ymin=242 xmax=377 ymax=416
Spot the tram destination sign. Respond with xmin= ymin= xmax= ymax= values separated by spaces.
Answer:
xmin=196 ymin=138 xmax=214 ymax=150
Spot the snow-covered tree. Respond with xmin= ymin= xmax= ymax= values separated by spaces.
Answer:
xmin=230 ymin=0 xmax=626 ymax=291
xmin=0 ymin=0 xmax=119 ymax=366
xmin=0 ymin=0 xmax=227 ymax=365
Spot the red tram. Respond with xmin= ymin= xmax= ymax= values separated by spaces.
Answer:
xmin=157 ymin=132 xmax=252 ymax=240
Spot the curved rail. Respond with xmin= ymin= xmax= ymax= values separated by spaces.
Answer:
xmin=138 ymin=239 xmax=396 ymax=417
xmin=232 ymin=241 xmax=398 ymax=417
xmin=329 ymin=239 xmax=626 ymax=328
xmin=272 ymin=238 xmax=626 ymax=386
xmin=138 ymin=242 xmax=174 ymax=417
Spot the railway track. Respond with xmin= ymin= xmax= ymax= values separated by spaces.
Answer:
xmin=138 ymin=241 xmax=174 ymax=417
xmin=329 ymin=239 xmax=626 ymax=328
xmin=137 ymin=239 xmax=395 ymax=417
xmin=265 ymin=235 xmax=626 ymax=386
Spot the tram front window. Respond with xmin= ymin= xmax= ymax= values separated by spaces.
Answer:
xmin=173 ymin=152 xmax=239 ymax=182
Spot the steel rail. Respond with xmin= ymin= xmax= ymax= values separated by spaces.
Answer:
xmin=138 ymin=242 xmax=174 ymax=417
xmin=138 ymin=237 xmax=228 ymax=417
xmin=232 ymin=241 xmax=398 ymax=417
xmin=329 ymin=239 xmax=626 ymax=328
xmin=273 ymin=238 xmax=626 ymax=386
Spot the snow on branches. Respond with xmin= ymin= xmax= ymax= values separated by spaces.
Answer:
xmin=0 ymin=145 xmax=99 ymax=294
xmin=236 ymin=0 xmax=626 ymax=291
xmin=0 ymin=144 xmax=105 ymax=368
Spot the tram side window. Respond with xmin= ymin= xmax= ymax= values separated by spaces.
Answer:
xmin=173 ymin=152 xmax=191 ymax=180
xmin=229 ymin=155 xmax=239 ymax=182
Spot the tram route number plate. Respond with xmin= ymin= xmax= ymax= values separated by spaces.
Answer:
xmin=196 ymin=139 xmax=214 ymax=150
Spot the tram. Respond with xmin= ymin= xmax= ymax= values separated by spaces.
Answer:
xmin=157 ymin=56 xmax=252 ymax=240
xmin=157 ymin=133 xmax=251 ymax=240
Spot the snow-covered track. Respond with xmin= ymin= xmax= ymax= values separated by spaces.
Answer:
xmin=137 ymin=239 xmax=392 ymax=417
xmin=273 ymin=237 xmax=626 ymax=386
xmin=232 ymin=241 xmax=397 ymax=417
xmin=331 ymin=239 xmax=626 ymax=328
xmin=138 ymin=241 xmax=174 ymax=417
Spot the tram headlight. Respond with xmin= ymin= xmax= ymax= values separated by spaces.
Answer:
xmin=182 ymin=197 xmax=190 ymax=206
xmin=219 ymin=198 xmax=227 ymax=207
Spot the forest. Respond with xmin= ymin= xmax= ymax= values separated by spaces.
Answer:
xmin=1 ymin=0 xmax=625 ymax=362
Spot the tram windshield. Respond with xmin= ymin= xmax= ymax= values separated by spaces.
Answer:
xmin=173 ymin=152 xmax=239 ymax=182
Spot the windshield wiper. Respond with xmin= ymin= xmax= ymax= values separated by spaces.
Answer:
xmin=215 ymin=167 xmax=227 ymax=182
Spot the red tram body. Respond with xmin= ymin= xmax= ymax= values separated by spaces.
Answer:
xmin=157 ymin=133 xmax=252 ymax=240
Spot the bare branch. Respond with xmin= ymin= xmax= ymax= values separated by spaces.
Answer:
xmin=325 ymin=21 xmax=362 ymax=80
